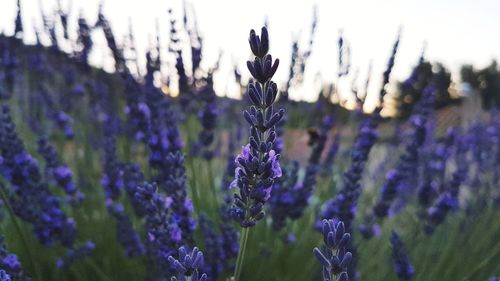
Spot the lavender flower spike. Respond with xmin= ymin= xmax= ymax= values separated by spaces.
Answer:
xmin=313 ymin=219 xmax=352 ymax=281
xmin=231 ymin=26 xmax=284 ymax=228
xmin=0 ymin=270 xmax=11 ymax=281
xmin=0 ymin=236 xmax=29 ymax=281
xmin=168 ymin=246 xmax=208 ymax=281
xmin=390 ymin=231 xmax=414 ymax=281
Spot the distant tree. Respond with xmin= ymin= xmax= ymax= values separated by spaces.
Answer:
xmin=461 ymin=60 xmax=500 ymax=110
xmin=395 ymin=60 xmax=455 ymax=119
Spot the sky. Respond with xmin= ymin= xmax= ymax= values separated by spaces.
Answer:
xmin=1 ymin=0 xmax=500 ymax=108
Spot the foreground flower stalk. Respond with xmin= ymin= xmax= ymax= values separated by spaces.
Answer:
xmin=390 ymin=231 xmax=414 ymax=281
xmin=313 ymin=219 xmax=352 ymax=281
xmin=231 ymin=26 xmax=284 ymax=281
xmin=168 ymin=246 xmax=208 ymax=281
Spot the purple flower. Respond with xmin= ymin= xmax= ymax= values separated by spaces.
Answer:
xmin=199 ymin=214 xmax=238 ymax=280
xmin=318 ymin=31 xmax=401 ymax=277
xmin=194 ymin=76 xmax=219 ymax=160
xmin=2 ymin=255 xmax=20 ymax=271
xmin=231 ymin=27 xmax=285 ymax=228
xmin=0 ymin=270 xmax=10 ymax=281
xmin=37 ymin=137 xmax=83 ymax=205
xmin=313 ymin=219 xmax=352 ymax=281
xmin=168 ymin=246 xmax=208 ymax=281
xmin=0 ymin=106 xmax=77 ymax=248
xmin=390 ymin=231 xmax=414 ymax=281
xmin=0 ymin=236 xmax=29 ymax=280
xmin=424 ymin=133 xmax=468 ymax=233
xmin=135 ymin=182 xmax=184 ymax=278
xmin=106 ymin=202 xmax=145 ymax=257
xmin=56 ymin=241 xmax=95 ymax=268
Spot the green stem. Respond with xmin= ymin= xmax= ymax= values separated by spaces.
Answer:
xmin=188 ymin=157 xmax=201 ymax=212
xmin=85 ymin=259 xmax=113 ymax=281
xmin=233 ymin=227 xmax=250 ymax=281
xmin=0 ymin=184 xmax=41 ymax=280
xmin=185 ymin=116 xmax=201 ymax=213
xmin=207 ymin=159 xmax=219 ymax=212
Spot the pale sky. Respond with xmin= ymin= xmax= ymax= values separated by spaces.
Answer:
xmin=1 ymin=0 xmax=499 ymax=107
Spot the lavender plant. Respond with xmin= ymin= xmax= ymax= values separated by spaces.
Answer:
xmin=319 ymin=30 xmax=401 ymax=277
xmin=230 ymin=26 xmax=284 ymax=280
xmin=372 ymin=85 xmax=434 ymax=220
xmin=270 ymin=115 xmax=333 ymax=230
xmin=168 ymin=246 xmax=208 ymax=281
xmin=0 ymin=4 xmax=499 ymax=281
xmin=390 ymin=231 xmax=414 ymax=281
xmin=424 ymin=132 xmax=468 ymax=233
xmin=134 ymin=182 xmax=182 ymax=279
xmin=0 ymin=105 xmax=76 ymax=247
xmin=0 ymin=236 xmax=29 ymax=281
xmin=231 ymin=26 xmax=284 ymax=227
xmin=37 ymin=137 xmax=83 ymax=205
xmin=0 ymin=270 xmax=11 ymax=281
xmin=194 ymin=75 xmax=218 ymax=160
xmin=313 ymin=219 xmax=352 ymax=281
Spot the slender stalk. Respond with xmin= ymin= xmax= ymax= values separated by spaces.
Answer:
xmin=85 ymin=259 xmax=113 ymax=281
xmin=185 ymin=116 xmax=201 ymax=211
xmin=206 ymin=159 xmax=219 ymax=212
xmin=188 ymin=156 xmax=201 ymax=211
xmin=233 ymin=227 xmax=250 ymax=281
xmin=0 ymin=183 xmax=41 ymax=280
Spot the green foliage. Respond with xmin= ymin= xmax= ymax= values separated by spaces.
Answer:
xmin=1 ymin=113 xmax=500 ymax=281
xmin=461 ymin=61 xmax=500 ymax=110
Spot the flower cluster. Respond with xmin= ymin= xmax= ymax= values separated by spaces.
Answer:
xmin=418 ymin=128 xmax=456 ymax=209
xmin=281 ymin=7 xmax=317 ymax=101
xmin=313 ymin=219 xmax=352 ymax=281
xmin=390 ymin=231 xmax=414 ymax=281
xmin=134 ymin=182 xmax=182 ymax=278
xmin=95 ymin=7 xmax=126 ymax=72
xmin=168 ymin=246 xmax=208 ymax=281
xmin=0 ymin=105 xmax=76 ymax=247
xmin=0 ymin=236 xmax=29 ymax=281
xmin=0 ymin=42 xmax=17 ymax=99
xmin=122 ymin=76 xmax=151 ymax=142
xmin=324 ymin=38 xmax=403 ymax=229
xmin=122 ymin=163 xmax=147 ymax=216
xmin=0 ymin=270 xmax=11 ymax=281
xmin=319 ymin=114 xmax=379 ymax=231
xmin=199 ymin=214 xmax=238 ymax=281
xmin=269 ymin=161 xmax=300 ymax=230
xmin=163 ymin=152 xmax=196 ymax=243
xmin=56 ymin=241 xmax=95 ymax=268
xmin=318 ymin=32 xmax=400 ymax=276
xmin=36 ymin=83 xmax=75 ymax=139
xmin=101 ymin=133 xmax=124 ymax=200
xmin=37 ymin=136 xmax=84 ymax=205
xmin=360 ymin=85 xmax=434 ymax=238
xmin=14 ymin=0 xmax=23 ymax=37
xmin=194 ymin=75 xmax=218 ymax=160
xmin=230 ymin=27 xmax=284 ymax=228
xmin=106 ymin=201 xmax=145 ymax=257
xmin=424 ymin=143 xmax=467 ymax=233
xmin=76 ymin=15 xmax=93 ymax=66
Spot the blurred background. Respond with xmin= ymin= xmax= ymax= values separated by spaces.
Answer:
xmin=1 ymin=0 xmax=499 ymax=106
xmin=0 ymin=1 xmax=500 ymax=280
